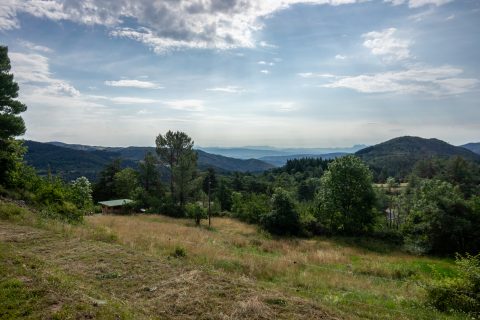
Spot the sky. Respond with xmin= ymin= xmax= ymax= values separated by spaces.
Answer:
xmin=0 ymin=0 xmax=479 ymax=148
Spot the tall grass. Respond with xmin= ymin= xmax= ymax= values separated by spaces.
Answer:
xmin=87 ymin=214 xmax=464 ymax=319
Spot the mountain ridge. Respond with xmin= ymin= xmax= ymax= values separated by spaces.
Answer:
xmin=356 ymin=136 xmax=480 ymax=180
xmin=23 ymin=141 xmax=274 ymax=181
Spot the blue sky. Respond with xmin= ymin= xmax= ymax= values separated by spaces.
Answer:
xmin=0 ymin=0 xmax=479 ymax=147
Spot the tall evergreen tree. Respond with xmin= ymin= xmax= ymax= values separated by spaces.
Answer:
xmin=155 ymin=131 xmax=196 ymax=208
xmin=0 ymin=46 xmax=27 ymax=185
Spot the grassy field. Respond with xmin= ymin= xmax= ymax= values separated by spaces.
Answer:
xmin=0 ymin=201 xmax=470 ymax=319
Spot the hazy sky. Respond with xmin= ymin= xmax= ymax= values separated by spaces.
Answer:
xmin=1 ymin=0 xmax=479 ymax=147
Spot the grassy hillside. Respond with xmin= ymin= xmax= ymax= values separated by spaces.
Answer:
xmin=0 ymin=201 xmax=468 ymax=319
xmin=356 ymin=136 xmax=480 ymax=180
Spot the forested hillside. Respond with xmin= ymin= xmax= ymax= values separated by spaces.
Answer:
xmin=23 ymin=141 xmax=275 ymax=181
xmin=356 ymin=136 xmax=480 ymax=180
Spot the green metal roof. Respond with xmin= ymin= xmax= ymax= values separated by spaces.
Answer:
xmin=98 ymin=199 xmax=134 ymax=207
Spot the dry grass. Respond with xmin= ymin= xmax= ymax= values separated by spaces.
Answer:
xmin=0 ymin=217 xmax=333 ymax=319
xmin=85 ymin=214 xmax=465 ymax=320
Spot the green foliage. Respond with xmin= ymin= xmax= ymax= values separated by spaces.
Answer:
xmin=0 ymin=46 xmax=27 ymax=186
xmin=274 ymin=157 xmax=330 ymax=177
xmin=156 ymin=130 xmax=197 ymax=208
xmin=138 ymin=151 xmax=163 ymax=197
xmin=186 ymin=203 xmax=207 ymax=225
xmin=230 ymin=192 xmax=270 ymax=224
xmin=69 ymin=176 xmax=93 ymax=212
xmin=0 ymin=202 xmax=30 ymax=221
xmin=315 ymin=155 xmax=376 ymax=235
xmin=403 ymin=179 xmax=479 ymax=255
xmin=113 ymin=167 xmax=139 ymax=199
xmin=170 ymin=246 xmax=187 ymax=258
xmin=260 ymin=188 xmax=301 ymax=235
xmin=356 ymin=136 xmax=480 ymax=181
xmin=426 ymin=254 xmax=480 ymax=315
xmin=216 ymin=180 xmax=233 ymax=211
xmin=93 ymin=159 xmax=122 ymax=201
xmin=297 ymin=177 xmax=321 ymax=202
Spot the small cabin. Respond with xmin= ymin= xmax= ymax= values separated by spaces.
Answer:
xmin=98 ymin=199 xmax=134 ymax=214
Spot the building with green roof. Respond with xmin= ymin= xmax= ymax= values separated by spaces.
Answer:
xmin=98 ymin=199 xmax=134 ymax=214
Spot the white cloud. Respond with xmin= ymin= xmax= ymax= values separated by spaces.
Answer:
xmin=322 ymin=65 xmax=479 ymax=95
xmin=9 ymin=52 xmax=80 ymax=97
xmin=260 ymin=70 xmax=270 ymax=74
xmin=258 ymin=41 xmax=278 ymax=49
xmin=384 ymin=0 xmax=453 ymax=7
xmin=1 ymin=0 xmax=423 ymax=53
xmin=18 ymin=40 xmax=53 ymax=53
xmin=206 ymin=86 xmax=245 ymax=93
xmin=104 ymin=79 xmax=162 ymax=89
xmin=164 ymin=99 xmax=205 ymax=112
xmin=297 ymin=72 xmax=336 ymax=78
xmin=335 ymin=54 xmax=346 ymax=60
xmin=362 ymin=28 xmax=411 ymax=62
xmin=109 ymin=97 xmax=158 ymax=104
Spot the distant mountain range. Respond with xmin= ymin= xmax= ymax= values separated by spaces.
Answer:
xmin=24 ymin=141 xmax=274 ymax=181
xmin=197 ymin=145 xmax=367 ymax=159
xmin=356 ymin=136 xmax=480 ymax=179
xmin=461 ymin=143 xmax=480 ymax=155
xmin=22 ymin=137 xmax=480 ymax=182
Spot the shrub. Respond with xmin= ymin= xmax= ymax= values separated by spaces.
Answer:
xmin=426 ymin=253 xmax=480 ymax=315
xmin=230 ymin=192 xmax=270 ymax=224
xmin=185 ymin=203 xmax=206 ymax=225
xmin=403 ymin=179 xmax=479 ymax=255
xmin=170 ymin=246 xmax=187 ymax=258
xmin=260 ymin=188 xmax=301 ymax=236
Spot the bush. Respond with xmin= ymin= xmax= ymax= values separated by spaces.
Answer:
xmin=260 ymin=188 xmax=301 ymax=236
xmin=403 ymin=179 xmax=479 ymax=255
xmin=426 ymin=253 xmax=480 ymax=315
xmin=170 ymin=246 xmax=187 ymax=258
xmin=230 ymin=192 xmax=270 ymax=224
xmin=185 ymin=203 xmax=206 ymax=225
xmin=0 ymin=202 xmax=29 ymax=221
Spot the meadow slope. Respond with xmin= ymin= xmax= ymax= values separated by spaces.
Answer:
xmin=0 ymin=203 xmax=470 ymax=319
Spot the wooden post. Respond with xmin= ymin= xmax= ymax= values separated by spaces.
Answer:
xmin=208 ymin=179 xmax=211 ymax=227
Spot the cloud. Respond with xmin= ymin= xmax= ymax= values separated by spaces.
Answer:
xmin=109 ymin=97 xmax=158 ymax=104
xmin=0 ymin=0 xmax=428 ymax=53
xmin=384 ymin=0 xmax=453 ymax=7
xmin=335 ymin=54 xmax=346 ymax=60
xmin=260 ymin=70 xmax=270 ymax=74
xmin=206 ymin=86 xmax=245 ymax=93
xmin=258 ymin=41 xmax=278 ymax=49
xmin=362 ymin=28 xmax=411 ymax=62
xmin=322 ymin=65 xmax=479 ymax=95
xmin=9 ymin=52 xmax=80 ymax=97
xmin=164 ymin=99 xmax=205 ymax=112
xmin=104 ymin=79 xmax=162 ymax=89
xmin=18 ymin=40 xmax=53 ymax=53
xmin=297 ymin=72 xmax=336 ymax=78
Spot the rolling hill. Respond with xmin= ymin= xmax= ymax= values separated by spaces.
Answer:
xmin=356 ymin=136 xmax=480 ymax=180
xmin=23 ymin=141 xmax=275 ymax=181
